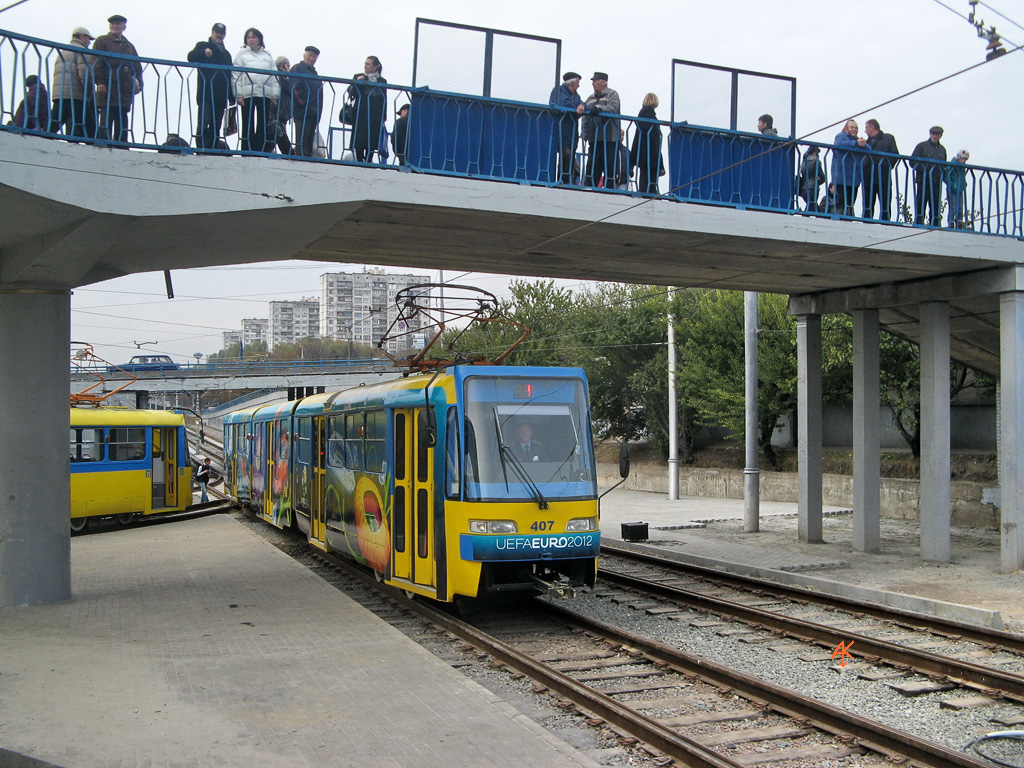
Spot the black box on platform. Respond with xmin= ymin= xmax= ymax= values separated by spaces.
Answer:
xmin=621 ymin=522 xmax=648 ymax=542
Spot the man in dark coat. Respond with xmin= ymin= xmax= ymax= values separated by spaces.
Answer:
xmin=581 ymin=72 xmax=621 ymax=189
xmin=862 ymin=119 xmax=899 ymax=220
xmin=92 ymin=14 xmax=143 ymax=143
xmin=911 ymin=126 xmax=947 ymax=226
xmin=187 ymin=23 xmax=233 ymax=150
xmin=290 ymin=46 xmax=322 ymax=158
xmin=549 ymin=72 xmax=584 ymax=184
xmin=391 ymin=103 xmax=409 ymax=165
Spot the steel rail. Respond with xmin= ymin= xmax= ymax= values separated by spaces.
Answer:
xmin=598 ymin=565 xmax=1024 ymax=701
xmin=311 ymin=549 xmax=744 ymax=768
xmin=538 ymin=601 xmax=995 ymax=768
xmin=602 ymin=541 xmax=1024 ymax=654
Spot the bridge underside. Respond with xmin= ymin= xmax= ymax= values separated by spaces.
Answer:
xmin=2 ymin=132 xmax=1024 ymax=607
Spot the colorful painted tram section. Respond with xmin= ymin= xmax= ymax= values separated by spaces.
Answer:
xmin=223 ymin=365 xmax=600 ymax=601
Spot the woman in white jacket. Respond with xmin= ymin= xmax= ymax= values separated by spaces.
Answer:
xmin=232 ymin=28 xmax=279 ymax=153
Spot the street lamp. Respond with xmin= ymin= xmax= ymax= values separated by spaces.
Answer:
xmin=193 ymin=352 xmax=203 ymax=370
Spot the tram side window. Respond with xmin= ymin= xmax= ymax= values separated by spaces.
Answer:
xmin=344 ymin=413 xmax=363 ymax=470
xmin=70 ymin=428 xmax=104 ymax=462
xmin=297 ymin=417 xmax=312 ymax=464
xmin=326 ymin=416 xmax=345 ymax=468
xmin=445 ymin=408 xmax=460 ymax=499
xmin=109 ymin=427 xmax=146 ymax=461
xmin=364 ymin=411 xmax=385 ymax=474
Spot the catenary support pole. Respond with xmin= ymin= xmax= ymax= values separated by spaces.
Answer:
xmin=853 ymin=309 xmax=880 ymax=552
xmin=744 ymin=291 xmax=759 ymax=532
xmin=797 ymin=313 xmax=823 ymax=543
xmin=0 ymin=289 xmax=72 ymax=606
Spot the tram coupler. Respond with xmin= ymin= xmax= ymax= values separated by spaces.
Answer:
xmin=530 ymin=574 xmax=577 ymax=599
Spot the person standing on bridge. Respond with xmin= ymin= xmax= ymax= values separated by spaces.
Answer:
xmin=582 ymin=72 xmax=621 ymax=189
xmin=290 ymin=46 xmax=323 ymax=158
xmin=945 ymin=149 xmax=970 ymax=229
xmin=830 ymin=119 xmax=870 ymax=217
xmin=196 ymin=457 xmax=213 ymax=503
xmin=92 ymin=14 xmax=142 ymax=144
xmin=50 ymin=26 xmax=97 ymax=139
xmin=911 ymin=126 xmax=947 ymax=227
xmin=232 ymin=28 xmax=279 ymax=153
xmin=188 ymin=23 xmax=233 ymax=152
xmin=861 ymin=119 xmax=899 ymax=221
xmin=549 ymin=71 xmax=584 ymax=184
xmin=348 ymin=56 xmax=388 ymax=163
xmin=630 ymin=93 xmax=664 ymax=196
xmin=757 ymin=114 xmax=778 ymax=136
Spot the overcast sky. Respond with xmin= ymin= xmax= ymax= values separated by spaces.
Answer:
xmin=3 ymin=0 xmax=1021 ymax=364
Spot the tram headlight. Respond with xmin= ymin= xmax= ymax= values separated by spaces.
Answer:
xmin=469 ymin=520 xmax=518 ymax=534
xmin=565 ymin=517 xmax=597 ymax=532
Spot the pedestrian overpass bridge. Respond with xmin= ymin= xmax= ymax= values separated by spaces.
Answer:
xmin=3 ymin=125 xmax=1024 ymax=606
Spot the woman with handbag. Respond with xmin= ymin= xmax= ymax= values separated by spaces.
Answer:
xmin=231 ymin=28 xmax=279 ymax=153
xmin=347 ymin=56 xmax=387 ymax=163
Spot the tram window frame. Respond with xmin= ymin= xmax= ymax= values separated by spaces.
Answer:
xmin=70 ymin=428 xmax=104 ymax=462
xmin=296 ymin=417 xmax=312 ymax=464
xmin=364 ymin=410 xmax=385 ymax=474
xmin=326 ymin=416 xmax=345 ymax=468
xmin=344 ymin=413 xmax=363 ymax=470
xmin=445 ymin=407 xmax=460 ymax=499
xmin=416 ymin=411 xmax=430 ymax=483
xmin=109 ymin=427 xmax=146 ymax=462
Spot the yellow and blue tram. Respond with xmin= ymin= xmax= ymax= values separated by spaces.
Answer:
xmin=223 ymin=365 xmax=600 ymax=602
xmin=70 ymin=407 xmax=193 ymax=531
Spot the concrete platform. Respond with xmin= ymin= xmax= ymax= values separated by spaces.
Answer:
xmin=598 ymin=488 xmax=1018 ymax=630
xmin=0 ymin=516 xmax=598 ymax=768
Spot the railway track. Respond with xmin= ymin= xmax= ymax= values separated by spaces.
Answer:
xmin=71 ymin=499 xmax=234 ymax=535
xmin=598 ymin=544 xmax=1024 ymax=705
xmin=243 ymin=510 xmax=1002 ymax=767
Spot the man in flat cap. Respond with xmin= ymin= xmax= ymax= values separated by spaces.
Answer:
xmin=911 ymin=126 xmax=947 ymax=226
xmin=549 ymin=71 xmax=585 ymax=184
xmin=188 ymin=23 xmax=233 ymax=150
xmin=50 ymin=26 xmax=97 ymax=139
xmin=581 ymin=72 xmax=621 ymax=189
xmin=290 ymin=46 xmax=323 ymax=158
xmin=92 ymin=14 xmax=143 ymax=144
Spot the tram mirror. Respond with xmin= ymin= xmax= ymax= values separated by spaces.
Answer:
xmin=619 ymin=443 xmax=631 ymax=479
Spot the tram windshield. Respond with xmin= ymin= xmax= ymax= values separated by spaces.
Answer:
xmin=462 ymin=376 xmax=596 ymax=502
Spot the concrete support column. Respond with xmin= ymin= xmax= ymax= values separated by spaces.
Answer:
xmin=920 ymin=300 xmax=951 ymax=563
xmin=999 ymin=292 xmax=1024 ymax=573
xmin=797 ymin=313 xmax=823 ymax=543
xmin=0 ymin=290 xmax=71 ymax=606
xmin=853 ymin=309 xmax=881 ymax=553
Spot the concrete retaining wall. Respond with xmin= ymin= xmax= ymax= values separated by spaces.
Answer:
xmin=599 ymin=463 xmax=1000 ymax=528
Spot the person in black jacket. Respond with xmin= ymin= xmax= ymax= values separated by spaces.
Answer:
xmin=391 ymin=103 xmax=409 ymax=165
xmin=629 ymin=93 xmax=663 ymax=195
xmin=348 ymin=55 xmax=387 ymax=162
xmin=187 ymin=23 xmax=233 ymax=150
xmin=290 ymin=46 xmax=322 ymax=158
xmin=862 ymin=119 xmax=899 ymax=220
xmin=196 ymin=457 xmax=213 ymax=503
xmin=911 ymin=126 xmax=947 ymax=226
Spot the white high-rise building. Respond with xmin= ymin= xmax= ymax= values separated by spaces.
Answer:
xmin=241 ymin=318 xmax=269 ymax=347
xmin=319 ymin=269 xmax=431 ymax=355
xmin=268 ymin=298 xmax=319 ymax=349
xmin=222 ymin=330 xmax=242 ymax=351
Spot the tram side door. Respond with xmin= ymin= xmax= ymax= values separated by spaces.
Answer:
xmin=162 ymin=428 xmax=178 ymax=507
xmin=392 ymin=409 xmax=436 ymax=588
xmin=262 ymin=421 xmax=274 ymax=519
xmin=310 ymin=416 xmax=327 ymax=547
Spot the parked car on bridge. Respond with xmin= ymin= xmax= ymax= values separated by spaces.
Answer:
xmin=110 ymin=354 xmax=180 ymax=372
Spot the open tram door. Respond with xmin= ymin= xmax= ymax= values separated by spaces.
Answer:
xmin=391 ymin=408 xmax=436 ymax=595
xmin=309 ymin=416 xmax=328 ymax=549
xmin=152 ymin=427 xmax=178 ymax=509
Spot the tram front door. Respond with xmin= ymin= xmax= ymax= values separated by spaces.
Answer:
xmin=391 ymin=409 xmax=435 ymax=592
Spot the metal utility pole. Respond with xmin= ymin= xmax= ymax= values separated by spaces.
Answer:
xmin=744 ymin=291 xmax=760 ymax=532
xmin=668 ymin=288 xmax=679 ymax=499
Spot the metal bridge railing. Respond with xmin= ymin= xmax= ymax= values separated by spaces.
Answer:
xmin=5 ymin=28 xmax=1023 ymax=239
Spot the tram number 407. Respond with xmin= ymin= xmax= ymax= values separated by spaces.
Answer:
xmin=530 ymin=521 xmax=555 ymax=531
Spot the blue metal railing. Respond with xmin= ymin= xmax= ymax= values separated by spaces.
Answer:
xmin=4 ymin=28 xmax=1023 ymax=238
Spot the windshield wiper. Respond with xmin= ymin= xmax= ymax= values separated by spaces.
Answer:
xmin=493 ymin=408 xmax=549 ymax=509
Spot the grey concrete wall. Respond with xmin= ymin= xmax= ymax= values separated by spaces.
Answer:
xmin=820 ymin=402 xmax=996 ymax=451
xmin=599 ymin=463 xmax=1000 ymax=528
